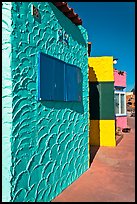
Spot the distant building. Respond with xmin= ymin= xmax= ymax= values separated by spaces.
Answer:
xmin=114 ymin=69 xmax=127 ymax=130
xmin=126 ymin=92 xmax=135 ymax=111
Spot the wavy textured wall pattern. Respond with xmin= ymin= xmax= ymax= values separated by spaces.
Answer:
xmin=9 ymin=2 xmax=88 ymax=202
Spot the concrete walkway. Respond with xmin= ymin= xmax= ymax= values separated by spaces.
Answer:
xmin=52 ymin=116 xmax=135 ymax=202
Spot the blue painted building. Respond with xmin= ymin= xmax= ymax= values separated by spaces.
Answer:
xmin=2 ymin=2 xmax=89 ymax=202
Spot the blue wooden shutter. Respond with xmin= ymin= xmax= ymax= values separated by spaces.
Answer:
xmin=38 ymin=52 xmax=82 ymax=102
xmin=38 ymin=52 xmax=55 ymax=101
xmin=53 ymin=59 xmax=65 ymax=101
xmin=65 ymin=64 xmax=82 ymax=102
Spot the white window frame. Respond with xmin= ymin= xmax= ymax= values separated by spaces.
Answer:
xmin=114 ymin=91 xmax=126 ymax=116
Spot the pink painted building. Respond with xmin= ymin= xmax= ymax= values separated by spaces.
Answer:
xmin=114 ymin=69 xmax=127 ymax=129
xmin=114 ymin=69 xmax=126 ymax=87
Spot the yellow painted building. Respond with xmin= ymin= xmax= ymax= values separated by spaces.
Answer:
xmin=89 ymin=57 xmax=116 ymax=147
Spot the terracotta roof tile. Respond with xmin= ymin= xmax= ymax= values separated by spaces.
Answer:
xmin=52 ymin=2 xmax=82 ymax=26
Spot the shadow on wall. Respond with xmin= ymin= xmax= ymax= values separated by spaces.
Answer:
xmin=89 ymin=145 xmax=100 ymax=165
xmin=49 ymin=2 xmax=87 ymax=47
xmin=41 ymin=74 xmax=84 ymax=114
xmin=41 ymin=101 xmax=84 ymax=114
xmin=89 ymin=66 xmax=100 ymax=146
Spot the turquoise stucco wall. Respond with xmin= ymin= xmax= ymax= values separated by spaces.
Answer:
xmin=3 ymin=2 xmax=89 ymax=202
xmin=2 ymin=2 xmax=12 ymax=202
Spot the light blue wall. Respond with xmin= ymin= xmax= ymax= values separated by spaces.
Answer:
xmin=2 ymin=2 xmax=12 ymax=202
xmin=3 ymin=2 xmax=89 ymax=202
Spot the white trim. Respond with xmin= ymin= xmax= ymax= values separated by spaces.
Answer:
xmin=115 ymin=91 xmax=126 ymax=94
xmin=124 ymin=93 xmax=126 ymax=115
xmin=119 ymin=91 xmax=121 ymax=114
xmin=115 ymin=114 xmax=127 ymax=117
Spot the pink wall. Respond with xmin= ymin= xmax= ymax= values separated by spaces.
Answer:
xmin=116 ymin=116 xmax=127 ymax=129
xmin=114 ymin=69 xmax=126 ymax=87
xmin=114 ymin=69 xmax=127 ymax=129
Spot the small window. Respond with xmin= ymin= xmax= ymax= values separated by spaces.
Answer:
xmin=114 ymin=91 xmax=126 ymax=116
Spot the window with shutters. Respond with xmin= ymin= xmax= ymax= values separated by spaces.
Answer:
xmin=38 ymin=52 xmax=82 ymax=102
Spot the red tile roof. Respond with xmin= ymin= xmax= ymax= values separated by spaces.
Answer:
xmin=52 ymin=2 xmax=82 ymax=26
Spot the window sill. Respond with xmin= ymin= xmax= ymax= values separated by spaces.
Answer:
xmin=115 ymin=114 xmax=127 ymax=117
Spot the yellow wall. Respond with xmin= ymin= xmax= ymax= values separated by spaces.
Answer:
xmin=100 ymin=120 xmax=116 ymax=146
xmin=89 ymin=56 xmax=114 ymax=82
xmin=89 ymin=120 xmax=116 ymax=147
xmin=89 ymin=56 xmax=116 ymax=147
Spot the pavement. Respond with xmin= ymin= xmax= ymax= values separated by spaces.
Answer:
xmin=52 ymin=116 xmax=135 ymax=202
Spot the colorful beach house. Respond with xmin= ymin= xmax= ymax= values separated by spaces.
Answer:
xmin=2 ymin=2 xmax=89 ymax=202
xmin=88 ymin=53 xmax=127 ymax=147
xmin=114 ymin=69 xmax=127 ymax=129
xmin=88 ymin=56 xmax=116 ymax=147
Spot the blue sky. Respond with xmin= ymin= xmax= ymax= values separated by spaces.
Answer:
xmin=68 ymin=2 xmax=135 ymax=91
